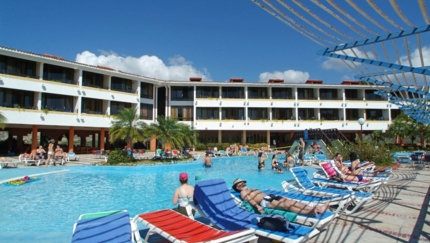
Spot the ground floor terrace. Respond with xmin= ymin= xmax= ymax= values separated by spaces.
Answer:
xmin=0 ymin=125 xmax=365 ymax=156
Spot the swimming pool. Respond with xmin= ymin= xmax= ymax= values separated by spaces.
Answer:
xmin=0 ymin=156 xmax=317 ymax=243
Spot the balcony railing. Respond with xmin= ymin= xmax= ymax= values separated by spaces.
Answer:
xmin=0 ymin=69 xmax=39 ymax=79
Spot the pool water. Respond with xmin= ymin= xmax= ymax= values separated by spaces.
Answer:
xmin=0 ymin=156 xmax=317 ymax=243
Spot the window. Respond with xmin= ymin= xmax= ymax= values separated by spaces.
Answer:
xmin=222 ymin=87 xmax=244 ymax=99
xmin=221 ymin=108 xmax=244 ymax=120
xmin=0 ymin=55 xmax=37 ymax=78
xmin=297 ymin=88 xmax=315 ymax=100
xmin=0 ymin=88 xmax=35 ymax=109
xmin=82 ymin=71 xmax=104 ymax=88
xmin=196 ymin=108 xmax=219 ymax=120
xmin=272 ymin=108 xmax=292 ymax=120
xmin=196 ymin=87 xmax=219 ymax=98
xmin=111 ymin=101 xmax=132 ymax=115
xmin=272 ymin=88 xmax=292 ymax=99
xmin=81 ymin=98 xmax=103 ymax=114
xmin=320 ymin=109 xmax=340 ymax=120
xmin=320 ymin=89 xmax=339 ymax=100
xmin=365 ymin=90 xmax=385 ymax=101
xmin=171 ymin=86 xmax=193 ymax=101
xmin=140 ymin=103 xmax=153 ymax=119
xmin=111 ymin=77 xmax=132 ymax=92
xmin=43 ymin=64 xmax=74 ymax=84
xmin=171 ymin=106 xmax=193 ymax=121
xmin=141 ymin=83 xmax=153 ymax=99
xmin=248 ymin=87 xmax=268 ymax=99
xmin=248 ymin=108 xmax=267 ymax=120
xmin=42 ymin=93 xmax=73 ymax=111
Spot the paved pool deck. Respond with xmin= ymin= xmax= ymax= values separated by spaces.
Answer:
xmin=1 ymin=153 xmax=429 ymax=242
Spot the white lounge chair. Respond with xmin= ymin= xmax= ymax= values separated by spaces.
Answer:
xmin=0 ymin=158 xmax=21 ymax=169
xmin=19 ymin=154 xmax=42 ymax=166
xmin=66 ymin=152 xmax=80 ymax=161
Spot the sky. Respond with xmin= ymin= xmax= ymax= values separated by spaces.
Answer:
xmin=0 ymin=1 xmax=428 ymax=84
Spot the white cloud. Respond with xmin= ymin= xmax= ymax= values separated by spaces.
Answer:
xmin=75 ymin=51 xmax=211 ymax=81
xmin=258 ymin=70 xmax=310 ymax=83
xmin=399 ymin=46 xmax=430 ymax=67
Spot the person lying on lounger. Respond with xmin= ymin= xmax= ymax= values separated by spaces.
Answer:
xmin=334 ymin=153 xmax=377 ymax=181
xmin=232 ymin=178 xmax=330 ymax=217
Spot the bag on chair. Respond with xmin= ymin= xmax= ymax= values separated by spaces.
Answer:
xmin=256 ymin=214 xmax=294 ymax=232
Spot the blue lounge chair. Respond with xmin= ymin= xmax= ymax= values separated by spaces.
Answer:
xmin=71 ymin=210 xmax=141 ymax=243
xmin=193 ymin=178 xmax=320 ymax=243
xmin=229 ymin=189 xmax=344 ymax=228
xmin=285 ymin=167 xmax=374 ymax=214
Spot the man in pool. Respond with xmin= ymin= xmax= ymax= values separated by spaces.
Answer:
xmin=232 ymin=178 xmax=330 ymax=217
xmin=203 ymin=154 xmax=212 ymax=168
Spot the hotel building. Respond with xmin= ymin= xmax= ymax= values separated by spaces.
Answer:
xmin=0 ymin=46 xmax=399 ymax=154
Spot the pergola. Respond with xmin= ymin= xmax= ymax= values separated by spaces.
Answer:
xmin=252 ymin=0 xmax=430 ymax=124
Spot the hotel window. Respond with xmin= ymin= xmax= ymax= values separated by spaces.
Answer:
xmin=141 ymin=83 xmax=153 ymax=99
xmin=297 ymin=88 xmax=315 ymax=100
xmin=272 ymin=88 xmax=292 ymax=99
xmin=297 ymin=108 xmax=315 ymax=120
xmin=345 ymin=89 xmax=358 ymax=100
xmin=196 ymin=87 xmax=219 ymax=98
xmin=111 ymin=77 xmax=132 ymax=93
xmin=0 ymin=88 xmax=35 ymax=109
xmin=81 ymin=98 xmax=103 ymax=114
xmin=221 ymin=108 xmax=244 ymax=120
xmin=82 ymin=71 xmax=104 ymax=88
xmin=365 ymin=90 xmax=385 ymax=101
xmin=196 ymin=108 xmax=219 ymax=120
xmin=0 ymin=55 xmax=37 ymax=78
xmin=248 ymin=108 xmax=268 ymax=120
xmin=320 ymin=109 xmax=340 ymax=120
xmin=366 ymin=109 xmax=383 ymax=120
xmin=346 ymin=109 xmax=359 ymax=121
xmin=42 ymin=93 xmax=73 ymax=112
xmin=171 ymin=86 xmax=193 ymax=101
xmin=272 ymin=108 xmax=292 ymax=120
xmin=248 ymin=87 xmax=268 ymax=99
xmin=171 ymin=106 xmax=193 ymax=121
xmin=222 ymin=87 xmax=244 ymax=99
xmin=140 ymin=103 xmax=153 ymax=119
xmin=43 ymin=64 xmax=74 ymax=84
xmin=111 ymin=101 xmax=132 ymax=115
xmin=320 ymin=89 xmax=340 ymax=100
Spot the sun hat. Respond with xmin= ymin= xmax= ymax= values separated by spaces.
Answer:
xmin=232 ymin=178 xmax=247 ymax=190
xmin=179 ymin=172 xmax=188 ymax=181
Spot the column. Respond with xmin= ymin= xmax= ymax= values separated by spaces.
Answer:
xmin=68 ymin=126 xmax=75 ymax=152
xmin=266 ymin=130 xmax=270 ymax=148
xmin=150 ymin=138 xmax=156 ymax=152
xmin=218 ymin=130 xmax=222 ymax=143
xmin=242 ymin=130 xmax=246 ymax=145
xmin=100 ymin=128 xmax=105 ymax=150
xmin=31 ymin=125 xmax=38 ymax=150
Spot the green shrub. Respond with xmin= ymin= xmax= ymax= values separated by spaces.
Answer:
xmin=106 ymin=149 xmax=135 ymax=164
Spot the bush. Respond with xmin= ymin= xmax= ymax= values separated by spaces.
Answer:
xmin=106 ymin=149 xmax=135 ymax=164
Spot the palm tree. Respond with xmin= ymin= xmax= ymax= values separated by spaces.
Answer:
xmin=109 ymin=108 xmax=147 ymax=150
xmin=0 ymin=112 xmax=7 ymax=129
xmin=143 ymin=116 xmax=198 ymax=150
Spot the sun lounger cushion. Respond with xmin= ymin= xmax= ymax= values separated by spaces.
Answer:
xmin=71 ymin=211 xmax=132 ymax=243
xmin=321 ymin=163 xmax=337 ymax=177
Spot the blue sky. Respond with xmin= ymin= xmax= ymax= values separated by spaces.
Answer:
xmin=1 ymin=1 xmax=428 ymax=84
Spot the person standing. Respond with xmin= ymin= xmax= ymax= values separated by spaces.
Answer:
xmin=298 ymin=137 xmax=305 ymax=166
xmin=258 ymin=152 xmax=266 ymax=170
xmin=46 ymin=140 xmax=54 ymax=167
xmin=172 ymin=172 xmax=195 ymax=217
xmin=273 ymin=139 xmax=277 ymax=148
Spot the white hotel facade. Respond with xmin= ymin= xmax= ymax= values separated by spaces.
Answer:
xmin=0 ymin=46 xmax=400 ymax=154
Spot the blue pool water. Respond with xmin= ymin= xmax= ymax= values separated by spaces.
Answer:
xmin=0 ymin=156 xmax=317 ymax=243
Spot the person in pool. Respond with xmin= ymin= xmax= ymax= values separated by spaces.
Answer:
xmin=204 ymin=154 xmax=212 ymax=168
xmin=172 ymin=172 xmax=195 ymax=217
xmin=232 ymin=178 xmax=330 ymax=217
xmin=258 ymin=152 xmax=266 ymax=170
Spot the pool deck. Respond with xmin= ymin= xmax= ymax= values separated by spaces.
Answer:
xmin=1 ymin=153 xmax=429 ymax=242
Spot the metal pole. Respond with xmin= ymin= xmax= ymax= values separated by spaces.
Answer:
xmin=360 ymin=125 xmax=363 ymax=141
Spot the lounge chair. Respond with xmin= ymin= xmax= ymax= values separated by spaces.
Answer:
xmin=71 ymin=210 xmax=141 ymax=243
xmin=329 ymin=160 xmax=391 ymax=183
xmin=193 ymin=178 xmax=320 ymax=243
xmin=171 ymin=149 xmax=181 ymax=159
xmin=0 ymin=158 xmax=21 ymax=169
xmin=66 ymin=152 xmax=80 ymax=161
xmin=314 ymin=162 xmax=383 ymax=193
xmin=229 ymin=189 xmax=340 ymax=228
xmin=285 ymin=167 xmax=373 ymax=214
xmin=238 ymin=147 xmax=253 ymax=156
xmin=18 ymin=154 xmax=42 ymax=166
xmin=135 ymin=209 xmax=258 ymax=243
xmin=218 ymin=150 xmax=229 ymax=156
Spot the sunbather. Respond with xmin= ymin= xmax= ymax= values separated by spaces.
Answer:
xmin=232 ymin=178 xmax=330 ymax=217
xmin=36 ymin=146 xmax=46 ymax=159
xmin=335 ymin=153 xmax=377 ymax=181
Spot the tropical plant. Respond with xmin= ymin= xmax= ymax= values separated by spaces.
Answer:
xmin=143 ymin=116 xmax=198 ymax=150
xmin=109 ymin=107 xmax=147 ymax=151
xmin=0 ymin=112 xmax=7 ymax=129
